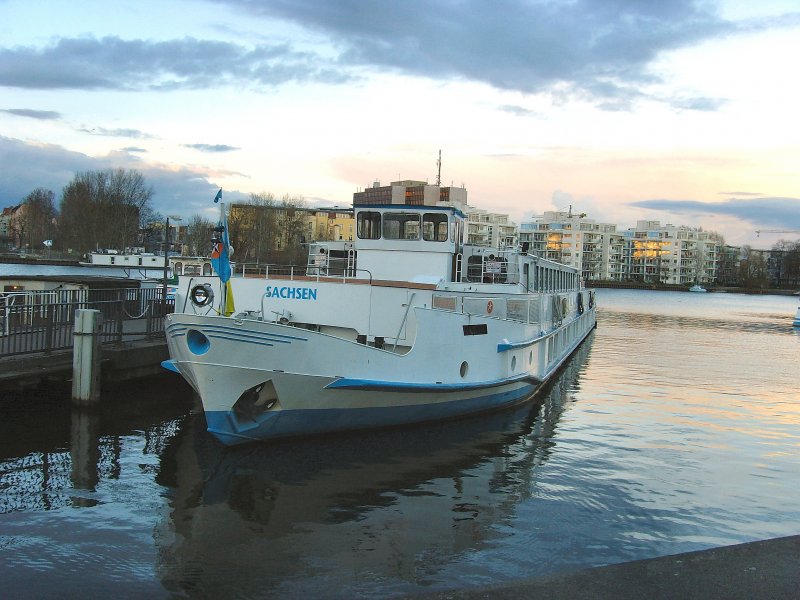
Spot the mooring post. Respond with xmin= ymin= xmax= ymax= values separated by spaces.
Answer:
xmin=72 ymin=309 xmax=103 ymax=405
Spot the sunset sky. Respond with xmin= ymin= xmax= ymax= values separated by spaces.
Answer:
xmin=1 ymin=0 xmax=799 ymax=246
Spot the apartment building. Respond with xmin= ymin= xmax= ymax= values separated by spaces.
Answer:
xmin=625 ymin=221 xmax=720 ymax=284
xmin=464 ymin=207 xmax=517 ymax=248
xmin=518 ymin=211 xmax=625 ymax=281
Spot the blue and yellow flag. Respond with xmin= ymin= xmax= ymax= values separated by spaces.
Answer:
xmin=210 ymin=189 xmax=235 ymax=315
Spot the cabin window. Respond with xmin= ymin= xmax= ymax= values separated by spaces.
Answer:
xmin=422 ymin=213 xmax=448 ymax=241
xmin=466 ymin=255 xmax=483 ymax=282
xmin=174 ymin=262 xmax=183 ymax=275
xmin=357 ymin=211 xmax=381 ymax=239
xmin=203 ymin=263 xmax=212 ymax=276
xmin=383 ymin=212 xmax=420 ymax=240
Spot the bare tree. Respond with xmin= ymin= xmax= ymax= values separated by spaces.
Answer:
xmin=21 ymin=188 xmax=57 ymax=250
xmin=183 ymin=214 xmax=215 ymax=256
xmin=738 ymin=246 xmax=769 ymax=288
xmin=59 ymin=169 xmax=153 ymax=254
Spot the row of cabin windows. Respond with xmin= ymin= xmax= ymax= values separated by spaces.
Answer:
xmin=524 ymin=264 xmax=578 ymax=292
xmin=357 ymin=211 xmax=450 ymax=242
xmin=465 ymin=255 xmax=578 ymax=291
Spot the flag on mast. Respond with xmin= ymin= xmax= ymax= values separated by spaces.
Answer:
xmin=210 ymin=189 xmax=235 ymax=315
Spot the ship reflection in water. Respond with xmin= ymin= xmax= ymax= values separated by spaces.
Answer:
xmin=153 ymin=340 xmax=594 ymax=598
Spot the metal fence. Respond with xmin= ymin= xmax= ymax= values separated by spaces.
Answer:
xmin=0 ymin=287 xmax=173 ymax=357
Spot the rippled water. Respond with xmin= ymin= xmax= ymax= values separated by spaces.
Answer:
xmin=1 ymin=289 xmax=798 ymax=598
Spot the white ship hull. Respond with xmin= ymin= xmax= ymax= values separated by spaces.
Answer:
xmin=166 ymin=296 xmax=596 ymax=445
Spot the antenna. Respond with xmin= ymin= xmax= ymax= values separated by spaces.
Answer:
xmin=436 ymin=149 xmax=442 ymax=187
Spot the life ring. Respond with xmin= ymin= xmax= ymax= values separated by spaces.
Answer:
xmin=487 ymin=300 xmax=494 ymax=314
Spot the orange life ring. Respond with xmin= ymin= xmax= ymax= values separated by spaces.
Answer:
xmin=487 ymin=300 xmax=494 ymax=314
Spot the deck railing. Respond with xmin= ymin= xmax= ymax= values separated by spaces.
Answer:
xmin=0 ymin=287 xmax=173 ymax=358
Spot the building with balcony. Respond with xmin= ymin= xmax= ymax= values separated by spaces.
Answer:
xmin=624 ymin=221 xmax=720 ymax=284
xmin=518 ymin=211 xmax=624 ymax=281
xmin=464 ymin=207 xmax=517 ymax=248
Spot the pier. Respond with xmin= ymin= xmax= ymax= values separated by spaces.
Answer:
xmin=0 ymin=284 xmax=172 ymax=392
xmin=422 ymin=535 xmax=800 ymax=599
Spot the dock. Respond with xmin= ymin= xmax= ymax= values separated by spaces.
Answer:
xmin=0 ymin=283 xmax=172 ymax=391
xmin=421 ymin=535 xmax=800 ymax=600
xmin=0 ymin=337 xmax=170 ymax=390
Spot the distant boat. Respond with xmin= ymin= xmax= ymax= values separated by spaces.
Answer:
xmin=689 ymin=285 xmax=707 ymax=293
xmin=793 ymin=305 xmax=800 ymax=328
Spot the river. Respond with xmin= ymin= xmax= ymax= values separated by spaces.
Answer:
xmin=0 ymin=289 xmax=798 ymax=598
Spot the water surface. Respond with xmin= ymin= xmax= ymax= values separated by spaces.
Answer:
xmin=1 ymin=289 xmax=798 ymax=598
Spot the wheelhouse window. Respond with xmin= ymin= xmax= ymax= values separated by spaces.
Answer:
xmin=422 ymin=213 xmax=448 ymax=241
xmin=383 ymin=212 xmax=421 ymax=240
xmin=357 ymin=211 xmax=381 ymax=239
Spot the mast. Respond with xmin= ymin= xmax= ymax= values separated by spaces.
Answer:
xmin=436 ymin=149 xmax=442 ymax=187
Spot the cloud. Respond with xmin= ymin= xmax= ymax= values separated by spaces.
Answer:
xmin=0 ymin=135 xmax=247 ymax=215
xmin=78 ymin=126 xmax=155 ymax=139
xmin=628 ymin=197 xmax=800 ymax=229
xmin=498 ymin=105 xmax=542 ymax=118
xmin=183 ymin=143 xmax=240 ymax=153
xmin=3 ymin=2 xmax=795 ymax=108
xmin=211 ymin=0 xmax=743 ymax=107
xmin=1 ymin=108 xmax=62 ymax=120
xmin=669 ymin=96 xmax=728 ymax=111
xmin=0 ymin=36 xmax=351 ymax=91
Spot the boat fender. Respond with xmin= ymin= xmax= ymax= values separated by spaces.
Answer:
xmin=487 ymin=300 xmax=494 ymax=314
xmin=588 ymin=291 xmax=595 ymax=309
xmin=577 ymin=292 xmax=584 ymax=315
xmin=561 ymin=297 xmax=568 ymax=316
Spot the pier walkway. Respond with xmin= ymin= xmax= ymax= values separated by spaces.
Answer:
xmin=0 ymin=286 xmax=172 ymax=389
xmin=422 ymin=535 xmax=800 ymax=599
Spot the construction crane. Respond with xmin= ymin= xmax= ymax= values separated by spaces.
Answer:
xmin=755 ymin=229 xmax=800 ymax=237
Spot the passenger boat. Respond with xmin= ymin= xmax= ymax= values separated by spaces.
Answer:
xmin=793 ymin=305 xmax=800 ymax=328
xmin=689 ymin=284 xmax=707 ymax=293
xmin=163 ymin=194 xmax=597 ymax=446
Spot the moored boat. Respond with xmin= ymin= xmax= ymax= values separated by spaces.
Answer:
xmin=164 ymin=190 xmax=597 ymax=445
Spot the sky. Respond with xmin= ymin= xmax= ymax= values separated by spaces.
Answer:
xmin=1 ymin=0 xmax=799 ymax=247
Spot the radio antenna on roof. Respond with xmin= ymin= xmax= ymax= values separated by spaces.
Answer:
xmin=436 ymin=149 xmax=442 ymax=187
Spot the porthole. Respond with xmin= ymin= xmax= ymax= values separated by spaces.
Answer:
xmin=459 ymin=361 xmax=469 ymax=378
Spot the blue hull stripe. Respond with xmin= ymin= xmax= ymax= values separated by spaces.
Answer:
xmin=325 ymin=373 xmax=539 ymax=393
xmin=204 ymin=382 xmax=536 ymax=445
xmin=161 ymin=359 xmax=180 ymax=373
xmin=167 ymin=322 xmax=308 ymax=343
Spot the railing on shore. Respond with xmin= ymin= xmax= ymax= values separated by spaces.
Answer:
xmin=0 ymin=287 xmax=173 ymax=358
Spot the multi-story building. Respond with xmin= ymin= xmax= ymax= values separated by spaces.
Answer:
xmin=0 ymin=204 xmax=24 ymax=249
xmin=0 ymin=205 xmax=18 ymax=249
xmin=624 ymin=221 xmax=720 ymax=284
xmin=518 ymin=211 xmax=625 ymax=281
xmin=464 ymin=207 xmax=517 ymax=248
xmin=519 ymin=213 xmax=720 ymax=284
xmin=306 ymin=207 xmax=355 ymax=242
xmin=353 ymin=179 xmax=468 ymax=209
